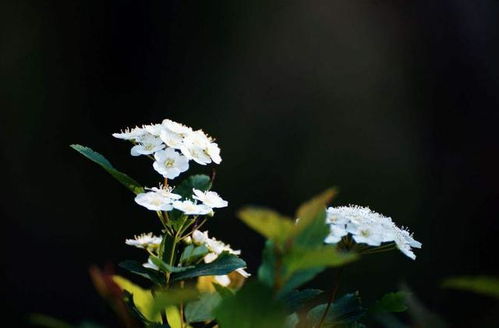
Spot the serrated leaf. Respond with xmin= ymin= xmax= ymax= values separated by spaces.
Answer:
xmin=149 ymin=256 xmax=193 ymax=273
xmin=214 ymin=282 xmax=287 ymax=328
xmin=173 ymin=253 xmax=246 ymax=281
xmin=70 ymin=144 xmax=144 ymax=194
xmin=118 ymin=260 xmax=165 ymax=285
xmin=441 ymin=276 xmax=499 ymax=298
xmin=307 ymin=293 xmax=365 ymax=327
xmin=185 ymin=292 xmax=222 ymax=323
xmin=180 ymin=244 xmax=209 ymax=265
xmin=371 ymin=291 xmax=409 ymax=314
xmin=238 ymin=207 xmax=294 ymax=245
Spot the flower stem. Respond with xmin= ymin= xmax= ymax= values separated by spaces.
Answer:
xmin=318 ymin=267 xmax=344 ymax=328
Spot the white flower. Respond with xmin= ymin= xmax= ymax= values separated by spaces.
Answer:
xmin=324 ymin=205 xmax=421 ymax=259
xmin=192 ymin=189 xmax=228 ymax=208
xmin=130 ymin=134 xmax=165 ymax=156
xmin=190 ymin=230 xmax=251 ymax=285
xmin=206 ymin=142 xmax=222 ymax=164
xmin=152 ymin=148 xmax=189 ymax=179
xmin=143 ymin=123 xmax=163 ymax=136
xmin=324 ymin=225 xmax=349 ymax=244
xmin=180 ymin=130 xmax=217 ymax=165
xmin=214 ymin=275 xmax=231 ymax=286
xmin=143 ymin=258 xmax=160 ymax=270
xmin=172 ymin=200 xmax=212 ymax=215
xmin=135 ymin=187 xmax=180 ymax=211
xmin=125 ymin=233 xmax=162 ymax=249
xmin=112 ymin=126 xmax=147 ymax=141
xmin=162 ymin=119 xmax=193 ymax=136
xmin=160 ymin=128 xmax=184 ymax=149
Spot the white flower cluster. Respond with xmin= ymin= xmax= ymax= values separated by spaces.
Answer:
xmin=125 ymin=232 xmax=162 ymax=249
xmin=186 ymin=230 xmax=250 ymax=286
xmin=113 ymin=119 xmax=221 ymax=180
xmin=134 ymin=187 xmax=227 ymax=216
xmin=324 ymin=205 xmax=422 ymax=260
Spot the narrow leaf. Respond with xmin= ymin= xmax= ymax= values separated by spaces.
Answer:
xmin=238 ymin=207 xmax=294 ymax=245
xmin=442 ymin=276 xmax=499 ymax=298
xmin=70 ymin=144 xmax=144 ymax=194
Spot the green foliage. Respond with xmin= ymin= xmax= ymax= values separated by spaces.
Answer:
xmin=180 ymin=244 xmax=209 ymax=265
xmin=238 ymin=207 xmax=294 ymax=245
xmin=370 ymin=291 xmax=409 ymax=314
xmin=173 ymin=253 xmax=246 ymax=281
xmin=173 ymin=174 xmax=212 ymax=199
xmin=280 ymin=289 xmax=323 ymax=312
xmin=118 ymin=260 xmax=166 ymax=285
xmin=306 ymin=292 xmax=366 ymax=327
xmin=70 ymin=145 xmax=144 ymax=194
xmin=148 ymin=289 xmax=199 ymax=319
xmin=214 ymin=282 xmax=288 ymax=328
xmin=185 ymin=292 xmax=222 ymax=323
xmin=242 ymin=189 xmax=356 ymax=297
xmin=149 ymin=256 xmax=193 ymax=273
xmin=441 ymin=276 xmax=499 ymax=298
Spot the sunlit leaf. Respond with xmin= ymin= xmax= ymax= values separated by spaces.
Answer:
xmin=238 ymin=207 xmax=294 ymax=245
xmin=284 ymin=246 xmax=357 ymax=276
xmin=70 ymin=144 xmax=144 ymax=194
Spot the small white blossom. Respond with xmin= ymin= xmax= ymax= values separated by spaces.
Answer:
xmin=173 ymin=200 xmax=212 ymax=215
xmin=130 ymin=134 xmax=165 ymax=156
xmin=324 ymin=225 xmax=349 ymax=244
xmin=135 ymin=187 xmax=180 ymax=211
xmin=162 ymin=119 xmax=193 ymax=136
xmin=152 ymin=148 xmax=189 ymax=179
xmin=192 ymin=189 xmax=228 ymax=208
xmin=125 ymin=233 xmax=162 ymax=249
xmin=324 ymin=205 xmax=421 ymax=259
xmin=190 ymin=230 xmax=250 ymax=285
xmin=180 ymin=130 xmax=220 ymax=165
xmin=112 ymin=126 xmax=147 ymax=141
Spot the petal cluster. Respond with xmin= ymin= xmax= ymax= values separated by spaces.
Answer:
xmin=188 ymin=230 xmax=250 ymax=286
xmin=324 ymin=205 xmax=422 ymax=259
xmin=113 ymin=119 xmax=222 ymax=180
xmin=125 ymin=233 xmax=162 ymax=250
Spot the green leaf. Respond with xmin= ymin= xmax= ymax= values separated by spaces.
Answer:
xmin=213 ymin=283 xmax=235 ymax=298
xmin=284 ymin=313 xmax=299 ymax=328
xmin=173 ymin=253 xmax=246 ymax=281
xmin=185 ymin=292 xmax=222 ymax=323
xmin=214 ymin=282 xmax=288 ymax=328
xmin=180 ymin=244 xmax=209 ymax=265
xmin=280 ymin=289 xmax=323 ymax=312
xmin=70 ymin=144 xmax=144 ymax=194
xmin=149 ymin=256 xmax=193 ymax=273
xmin=118 ymin=260 xmax=166 ymax=285
xmin=284 ymin=246 xmax=357 ymax=277
xmin=257 ymin=240 xmax=277 ymax=288
xmin=148 ymin=289 xmax=199 ymax=319
xmin=370 ymin=291 xmax=409 ymax=314
xmin=173 ymin=174 xmax=212 ymax=199
xmin=238 ymin=207 xmax=294 ymax=245
xmin=441 ymin=276 xmax=499 ymax=298
xmin=307 ymin=292 xmax=365 ymax=327
xmin=279 ymin=267 xmax=325 ymax=297
xmin=295 ymin=188 xmax=336 ymax=233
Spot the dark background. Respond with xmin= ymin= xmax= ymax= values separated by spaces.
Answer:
xmin=1 ymin=0 xmax=499 ymax=327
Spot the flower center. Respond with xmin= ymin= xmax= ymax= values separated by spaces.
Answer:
xmin=164 ymin=159 xmax=175 ymax=167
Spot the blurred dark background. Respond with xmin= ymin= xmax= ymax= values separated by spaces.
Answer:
xmin=1 ymin=0 xmax=499 ymax=327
